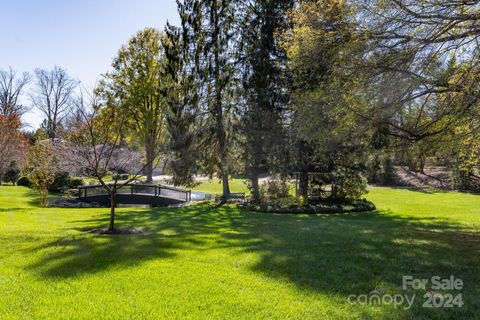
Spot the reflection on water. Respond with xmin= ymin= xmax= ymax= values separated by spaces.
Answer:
xmin=113 ymin=192 xmax=214 ymax=208
xmin=190 ymin=192 xmax=215 ymax=201
xmin=117 ymin=204 xmax=151 ymax=208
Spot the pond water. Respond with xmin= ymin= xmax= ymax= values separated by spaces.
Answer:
xmin=115 ymin=191 xmax=214 ymax=208
xmin=190 ymin=192 xmax=215 ymax=201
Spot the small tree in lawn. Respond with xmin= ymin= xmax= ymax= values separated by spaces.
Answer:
xmin=66 ymin=90 xmax=158 ymax=232
xmin=24 ymin=142 xmax=58 ymax=207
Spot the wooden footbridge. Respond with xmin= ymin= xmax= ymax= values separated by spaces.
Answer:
xmin=78 ymin=184 xmax=192 ymax=207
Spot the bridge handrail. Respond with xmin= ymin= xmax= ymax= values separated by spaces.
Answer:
xmin=79 ymin=183 xmax=188 ymax=191
xmin=78 ymin=183 xmax=192 ymax=202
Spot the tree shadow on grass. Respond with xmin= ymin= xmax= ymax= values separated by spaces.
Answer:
xmin=229 ymin=210 xmax=480 ymax=318
xmin=24 ymin=205 xmax=244 ymax=279
xmin=23 ymin=202 xmax=480 ymax=318
xmin=25 ymin=234 xmax=179 ymax=278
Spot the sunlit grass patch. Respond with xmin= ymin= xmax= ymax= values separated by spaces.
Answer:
xmin=0 ymin=186 xmax=478 ymax=319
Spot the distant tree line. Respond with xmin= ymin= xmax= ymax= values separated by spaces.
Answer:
xmin=2 ymin=0 xmax=480 ymax=221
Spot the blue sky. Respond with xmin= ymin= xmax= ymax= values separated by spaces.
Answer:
xmin=0 ymin=0 xmax=178 ymax=129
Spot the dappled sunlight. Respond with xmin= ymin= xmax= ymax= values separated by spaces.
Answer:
xmin=1 ymin=187 xmax=479 ymax=318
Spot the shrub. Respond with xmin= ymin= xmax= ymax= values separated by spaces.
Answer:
xmin=451 ymin=158 xmax=473 ymax=191
xmin=24 ymin=142 xmax=57 ymax=207
xmin=381 ymin=154 xmax=395 ymax=185
xmin=260 ymin=179 xmax=290 ymax=201
xmin=109 ymin=167 xmax=128 ymax=174
xmin=4 ymin=161 xmax=21 ymax=185
xmin=243 ymin=198 xmax=375 ymax=214
xmin=49 ymin=172 xmax=71 ymax=193
xmin=331 ymin=168 xmax=368 ymax=202
xmin=366 ymin=154 xmax=382 ymax=183
xmin=69 ymin=177 xmax=85 ymax=188
xmin=17 ymin=176 xmax=32 ymax=187
xmin=367 ymin=152 xmax=395 ymax=185
xmin=112 ymin=173 xmax=130 ymax=181
xmin=46 ymin=173 xmax=86 ymax=193
xmin=298 ymin=195 xmax=308 ymax=208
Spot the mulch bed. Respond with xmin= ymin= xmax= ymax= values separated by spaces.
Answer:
xmin=242 ymin=200 xmax=376 ymax=214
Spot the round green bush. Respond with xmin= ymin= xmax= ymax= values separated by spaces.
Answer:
xmin=49 ymin=172 xmax=71 ymax=193
xmin=17 ymin=176 xmax=32 ymax=187
xmin=259 ymin=179 xmax=290 ymax=201
xmin=331 ymin=168 xmax=368 ymax=202
xmin=69 ymin=178 xmax=85 ymax=188
xmin=4 ymin=161 xmax=21 ymax=185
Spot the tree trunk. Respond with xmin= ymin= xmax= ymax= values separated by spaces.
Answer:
xmin=109 ymin=192 xmax=116 ymax=231
xmin=212 ymin=1 xmax=230 ymax=199
xmin=296 ymin=139 xmax=310 ymax=200
xmin=298 ymin=171 xmax=309 ymax=199
xmin=250 ymin=170 xmax=260 ymax=204
xmin=331 ymin=183 xmax=337 ymax=200
xmin=145 ymin=141 xmax=155 ymax=183
xmin=408 ymin=159 xmax=416 ymax=172
xmin=221 ymin=171 xmax=230 ymax=198
xmin=419 ymin=156 xmax=426 ymax=174
xmin=40 ymin=189 xmax=48 ymax=208
xmin=50 ymin=119 xmax=57 ymax=141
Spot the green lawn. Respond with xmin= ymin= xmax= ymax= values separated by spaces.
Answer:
xmin=0 ymin=186 xmax=479 ymax=319
xmin=191 ymin=178 xmax=250 ymax=194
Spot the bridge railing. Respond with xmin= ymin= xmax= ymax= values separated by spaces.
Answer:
xmin=79 ymin=184 xmax=192 ymax=202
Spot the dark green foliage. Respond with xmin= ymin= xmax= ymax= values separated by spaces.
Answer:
xmin=47 ymin=172 xmax=84 ymax=193
xmin=69 ymin=178 xmax=85 ymax=189
xmin=331 ymin=168 xmax=368 ymax=202
xmin=367 ymin=155 xmax=381 ymax=183
xmin=17 ymin=176 xmax=31 ymax=187
xmin=244 ymin=199 xmax=375 ymax=214
xmin=174 ymin=0 xmax=239 ymax=195
xmin=281 ymin=0 xmax=371 ymax=201
xmin=259 ymin=179 xmax=290 ymax=202
xmin=3 ymin=161 xmax=21 ymax=185
xmin=381 ymin=154 xmax=395 ymax=185
xmin=112 ymin=174 xmax=129 ymax=181
xmin=109 ymin=166 xmax=128 ymax=175
xmin=367 ymin=152 xmax=395 ymax=186
xmin=238 ymin=0 xmax=294 ymax=203
xmin=452 ymin=167 xmax=471 ymax=191
xmin=161 ymin=20 xmax=198 ymax=186
xmin=49 ymin=172 xmax=71 ymax=193
xmin=451 ymin=157 xmax=475 ymax=191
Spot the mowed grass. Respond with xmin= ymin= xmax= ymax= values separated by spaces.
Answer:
xmin=0 ymin=186 xmax=479 ymax=319
xmin=191 ymin=178 xmax=250 ymax=194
